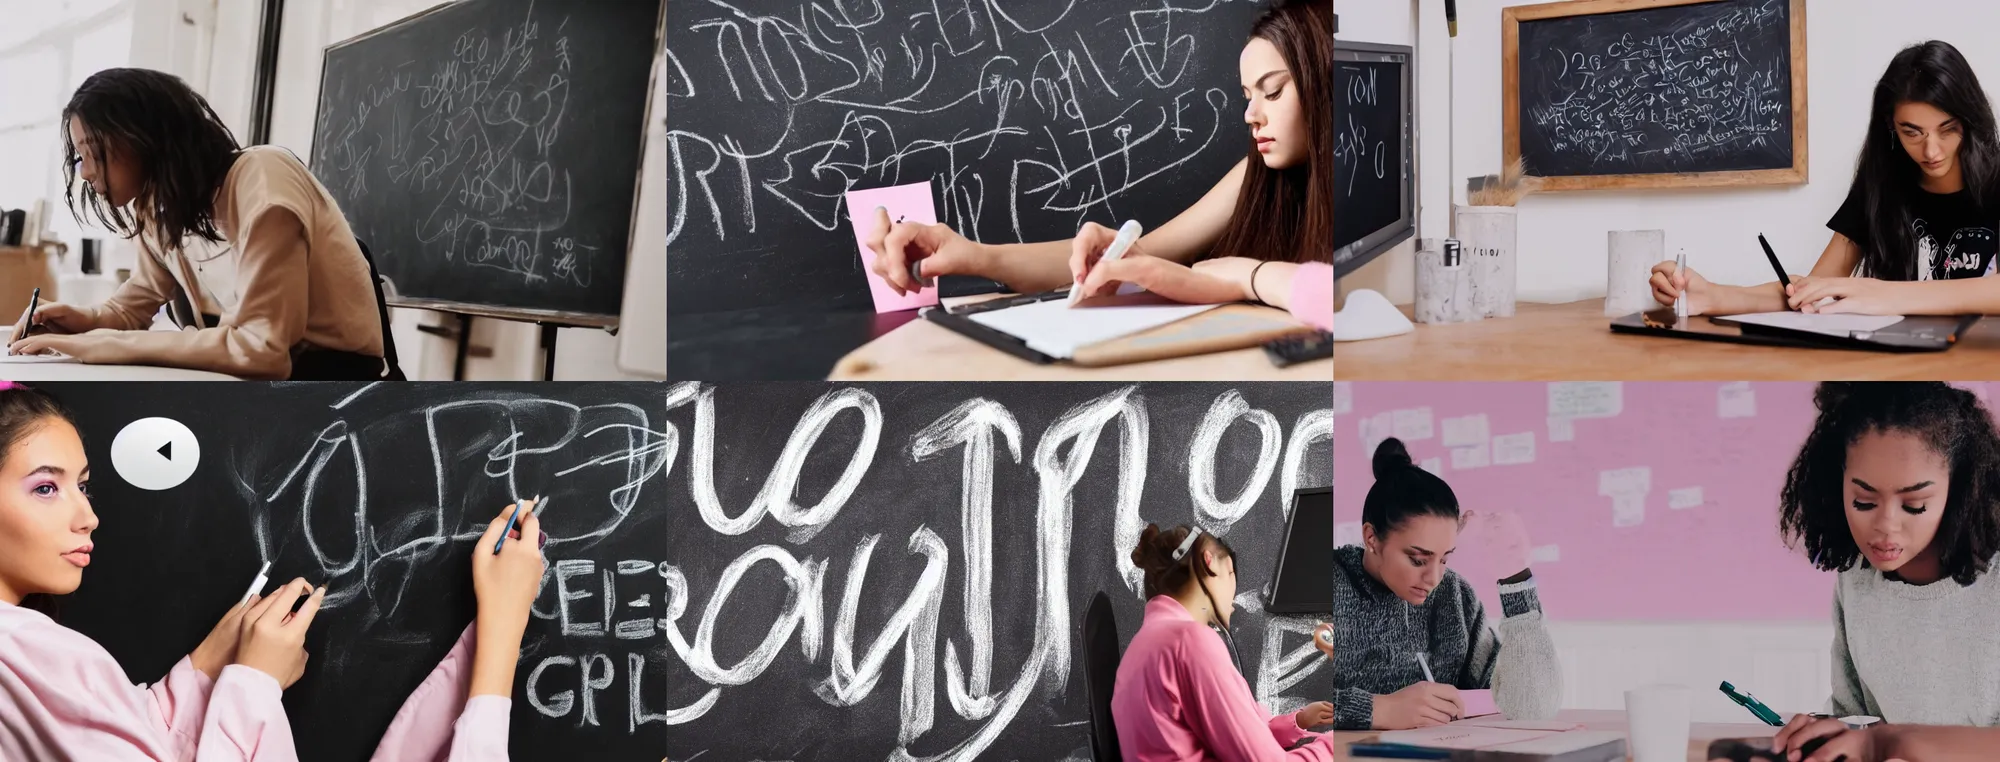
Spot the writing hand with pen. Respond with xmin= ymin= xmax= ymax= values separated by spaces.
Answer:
xmin=8 ymin=301 xmax=91 ymax=357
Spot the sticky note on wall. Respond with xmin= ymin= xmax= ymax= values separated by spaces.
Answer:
xmin=845 ymin=181 xmax=942 ymax=313
xmin=1393 ymin=408 xmax=1435 ymax=441
xmin=1492 ymin=432 xmax=1535 ymax=465
xmin=1549 ymin=382 xmax=1623 ymax=419
xmin=1442 ymin=414 xmax=1490 ymax=447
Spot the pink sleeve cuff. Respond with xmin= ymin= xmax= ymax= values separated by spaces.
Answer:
xmin=1269 ymin=711 xmax=1308 ymax=745
xmin=446 ymin=695 xmax=512 ymax=760
xmin=1290 ymin=262 xmax=1333 ymax=331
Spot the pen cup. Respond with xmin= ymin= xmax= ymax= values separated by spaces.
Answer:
xmin=1415 ymin=238 xmax=1479 ymax=324
xmin=1457 ymin=205 xmax=1517 ymax=318
xmin=1607 ymin=230 xmax=1665 ymax=317
xmin=1625 ymin=684 xmax=1692 ymax=762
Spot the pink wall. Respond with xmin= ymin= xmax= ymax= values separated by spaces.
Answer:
xmin=1331 ymin=383 xmax=2000 ymax=621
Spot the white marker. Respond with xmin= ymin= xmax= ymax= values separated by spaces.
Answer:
xmin=1068 ymin=220 xmax=1144 ymax=307
xmin=1416 ymin=652 xmax=1436 ymax=683
xmin=1673 ymin=250 xmax=1688 ymax=320
xmin=241 ymin=561 xmax=271 ymax=604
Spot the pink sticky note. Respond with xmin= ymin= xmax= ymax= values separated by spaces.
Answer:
xmin=845 ymin=181 xmax=941 ymax=313
xmin=1461 ymin=689 xmax=1500 ymax=718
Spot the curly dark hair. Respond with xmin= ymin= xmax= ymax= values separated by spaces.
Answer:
xmin=62 ymin=68 xmax=242 ymax=254
xmin=1779 ymin=382 xmax=2000 ymax=585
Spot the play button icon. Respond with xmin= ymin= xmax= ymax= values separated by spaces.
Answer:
xmin=111 ymin=417 xmax=200 ymax=491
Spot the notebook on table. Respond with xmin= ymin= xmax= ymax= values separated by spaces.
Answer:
xmin=1610 ymin=308 xmax=1978 ymax=352
xmin=925 ymin=287 xmax=1316 ymax=365
xmin=1369 ymin=721 xmax=1624 ymax=762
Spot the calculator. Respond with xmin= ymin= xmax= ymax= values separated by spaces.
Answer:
xmin=1264 ymin=331 xmax=1333 ymax=367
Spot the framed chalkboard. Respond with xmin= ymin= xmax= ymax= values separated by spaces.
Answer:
xmin=312 ymin=0 xmax=665 ymax=325
xmin=1335 ymin=41 xmax=1415 ymax=279
xmin=1502 ymin=0 xmax=1808 ymax=191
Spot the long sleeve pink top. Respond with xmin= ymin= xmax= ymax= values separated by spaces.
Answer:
xmin=1110 ymin=596 xmax=1335 ymax=762
xmin=0 ymin=599 xmax=510 ymax=761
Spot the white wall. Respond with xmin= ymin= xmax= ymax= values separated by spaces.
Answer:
xmin=206 ymin=0 xmax=665 ymax=380
xmin=1548 ymin=620 xmax=1834 ymax=723
xmin=1346 ymin=0 xmax=2000 ymax=305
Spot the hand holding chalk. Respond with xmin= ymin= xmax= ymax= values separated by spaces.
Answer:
xmin=474 ymin=500 xmax=549 ymax=639
xmin=236 ymin=578 xmax=324 ymax=689
xmin=1067 ymin=220 xmax=1144 ymax=307
xmin=189 ymin=590 xmax=260 ymax=679
xmin=1313 ymin=622 xmax=1334 ymax=661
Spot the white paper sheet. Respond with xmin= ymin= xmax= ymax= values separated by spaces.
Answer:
xmin=967 ymin=290 xmax=1222 ymax=359
xmin=1724 ymin=312 xmax=1903 ymax=337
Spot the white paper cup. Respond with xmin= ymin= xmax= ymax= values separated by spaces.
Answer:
xmin=1624 ymin=684 xmax=1692 ymax=762
xmin=1606 ymin=230 xmax=1665 ymax=317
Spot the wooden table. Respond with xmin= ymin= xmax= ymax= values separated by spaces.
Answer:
xmin=830 ymin=295 xmax=1331 ymax=380
xmin=0 ymin=362 xmax=239 ymax=381
xmin=1334 ymin=300 xmax=2000 ymax=380
xmin=1330 ymin=709 xmax=1777 ymax=761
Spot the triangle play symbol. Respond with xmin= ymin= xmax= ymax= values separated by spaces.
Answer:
xmin=157 ymin=441 xmax=172 ymax=460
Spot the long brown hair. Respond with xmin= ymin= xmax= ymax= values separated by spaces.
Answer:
xmin=1207 ymin=0 xmax=1334 ymax=265
xmin=0 ymin=384 xmax=79 ymax=620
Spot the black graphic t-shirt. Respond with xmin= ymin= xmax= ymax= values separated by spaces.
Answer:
xmin=1829 ymin=186 xmax=1998 ymax=280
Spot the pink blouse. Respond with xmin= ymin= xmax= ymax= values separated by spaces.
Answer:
xmin=1110 ymin=596 xmax=1335 ymax=761
xmin=0 ymin=599 xmax=511 ymax=761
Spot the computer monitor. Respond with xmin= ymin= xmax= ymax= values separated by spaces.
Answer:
xmin=1264 ymin=486 xmax=1332 ymax=615
xmin=1335 ymin=41 xmax=1415 ymax=279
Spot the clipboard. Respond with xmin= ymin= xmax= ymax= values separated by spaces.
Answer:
xmin=924 ymin=290 xmax=1316 ymax=366
xmin=1610 ymin=308 xmax=1978 ymax=352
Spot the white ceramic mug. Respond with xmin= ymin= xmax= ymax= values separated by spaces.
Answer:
xmin=1606 ymin=230 xmax=1665 ymax=317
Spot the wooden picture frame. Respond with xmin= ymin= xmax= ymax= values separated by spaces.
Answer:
xmin=1501 ymin=0 xmax=1808 ymax=191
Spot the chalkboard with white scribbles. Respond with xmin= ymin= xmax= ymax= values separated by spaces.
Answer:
xmin=665 ymin=0 xmax=1269 ymax=315
xmin=1503 ymin=0 xmax=1808 ymax=191
xmin=48 ymin=383 xmax=669 ymax=762
xmin=312 ymin=0 xmax=662 ymax=323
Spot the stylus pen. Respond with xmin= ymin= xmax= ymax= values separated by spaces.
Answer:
xmin=1758 ymin=234 xmax=1795 ymax=310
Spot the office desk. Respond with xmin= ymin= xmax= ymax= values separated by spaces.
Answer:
xmin=1335 ymin=300 xmax=2000 ymax=380
xmin=1330 ymin=709 xmax=1777 ymax=761
xmin=0 ymin=363 xmax=238 ymax=381
xmin=830 ymin=295 xmax=1330 ymax=380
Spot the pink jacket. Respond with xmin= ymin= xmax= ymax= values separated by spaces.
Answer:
xmin=0 ymin=599 xmax=510 ymax=761
xmin=1110 ymin=596 xmax=1334 ymax=762
xmin=1290 ymin=263 xmax=1332 ymax=331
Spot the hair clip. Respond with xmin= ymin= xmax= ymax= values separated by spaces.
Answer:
xmin=1172 ymin=528 xmax=1204 ymax=561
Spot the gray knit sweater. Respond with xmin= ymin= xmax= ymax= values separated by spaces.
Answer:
xmin=1828 ymin=560 xmax=2000 ymax=725
xmin=1330 ymin=545 xmax=1563 ymax=729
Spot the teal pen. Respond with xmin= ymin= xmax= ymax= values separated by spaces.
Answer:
xmin=1719 ymin=681 xmax=1785 ymax=726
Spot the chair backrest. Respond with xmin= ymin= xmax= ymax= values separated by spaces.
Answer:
xmin=1082 ymin=591 xmax=1124 ymax=762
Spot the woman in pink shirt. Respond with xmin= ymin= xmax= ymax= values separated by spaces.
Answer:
xmin=1111 ymin=523 xmax=1337 ymax=761
xmin=0 ymin=382 xmax=545 ymax=761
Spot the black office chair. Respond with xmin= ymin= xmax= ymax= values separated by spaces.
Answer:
xmin=1082 ymin=591 xmax=1124 ymax=762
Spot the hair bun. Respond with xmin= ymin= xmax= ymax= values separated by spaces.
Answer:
xmin=1372 ymin=437 xmax=1413 ymax=478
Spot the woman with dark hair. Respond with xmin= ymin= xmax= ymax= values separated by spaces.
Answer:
xmin=0 ymin=383 xmax=543 ymax=759
xmin=1110 ymin=523 xmax=1336 ymax=761
xmin=861 ymin=0 xmax=1334 ymax=330
xmin=1655 ymin=41 xmax=2000 ymax=315
xmin=1763 ymin=382 xmax=2000 ymax=761
xmin=7 ymin=68 xmax=397 ymax=380
xmin=1328 ymin=438 xmax=1561 ymax=731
